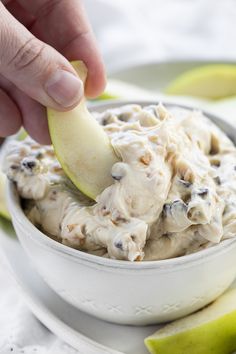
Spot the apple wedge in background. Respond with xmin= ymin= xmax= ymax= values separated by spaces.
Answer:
xmin=145 ymin=288 xmax=236 ymax=354
xmin=165 ymin=65 xmax=236 ymax=99
xmin=47 ymin=61 xmax=118 ymax=200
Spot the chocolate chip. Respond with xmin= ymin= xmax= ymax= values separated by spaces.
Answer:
xmin=10 ymin=164 xmax=19 ymax=170
xmin=22 ymin=160 xmax=36 ymax=169
xmin=214 ymin=176 xmax=221 ymax=185
xmin=197 ymin=188 xmax=209 ymax=197
xmin=163 ymin=200 xmax=187 ymax=216
xmin=49 ymin=190 xmax=57 ymax=201
xmin=101 ymin=112 xmax=113 ymax=125
xmin=163 ymin=203 xmax=171 ymax=216
xmin=172 ymin=200 xmax=180 ymax=204
xmin=179 ymin=179 xmax=192 ymax=188
xmin=117 ymin=113 xmax=130 ymax=121
xmin=81 ymin=224 xmax=87 ymax=236
xmin=115 ymin=241 xmax=123 ymax=250
xmin=182 ymin=193 xmax=191 ymax=204
xmin=111 ymin=174 xmax=123 ymax=181
xmin=35 ymin=152 xmax=43 ymax=159
xmin=162 ymin=232 xmax=172 ymax=238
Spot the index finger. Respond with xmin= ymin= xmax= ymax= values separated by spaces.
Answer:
xmin=17 ymin=0 xmax=106 ymax=97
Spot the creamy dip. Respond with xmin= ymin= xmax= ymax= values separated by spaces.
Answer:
xmin=4 ymin=104 xmax=236 ymax=261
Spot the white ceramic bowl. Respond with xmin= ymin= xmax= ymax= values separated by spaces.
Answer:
xmin=7 ymin=101 xmax=236 ymax=325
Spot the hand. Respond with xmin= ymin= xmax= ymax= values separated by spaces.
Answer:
xmin=0 ymin=0 xmax=106 ymax=143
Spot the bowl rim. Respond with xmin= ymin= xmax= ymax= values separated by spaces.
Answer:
xmin=7 ymin=100 xmax=236 ymax=271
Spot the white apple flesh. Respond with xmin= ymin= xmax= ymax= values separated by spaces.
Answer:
xmin=47 ymin=61 xmax=118 ymax=200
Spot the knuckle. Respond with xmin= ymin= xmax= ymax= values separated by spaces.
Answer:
xmin=9 ymin=38 xmax=46 ymax=71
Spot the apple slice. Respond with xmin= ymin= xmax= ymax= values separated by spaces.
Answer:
xmin=145 ymin=288 xmax=236 ymax=354
xmin=47 ymin=61 xmax=118 ymax=200
xmin=0 ymin=171 xmax=10 ymax=220
xmin=165 ymin=64 xmax=236 ymax=99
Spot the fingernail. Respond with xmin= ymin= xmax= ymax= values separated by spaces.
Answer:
xmin=45 ymin=70 xmax=83 ymax=108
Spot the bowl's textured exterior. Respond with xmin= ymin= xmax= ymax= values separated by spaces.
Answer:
xmin=7 ymin=101 xmax=236 ymax=325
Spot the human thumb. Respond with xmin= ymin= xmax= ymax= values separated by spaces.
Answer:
xmin=0 ymin=3 xmax=83 ymax=110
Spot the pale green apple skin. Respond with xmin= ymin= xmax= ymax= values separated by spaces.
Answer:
xmin=47 ymin=61 xmax=118 ymax=200
xmin=145 ymin=311 xmax=236 ymax=354
xmin=0 ymin=172 xmax=11 ymax=220
xmin=16 ymin=128 xmax=28 ymax=141
xmin=145 ymin=289 xmax=236 ymax=354
xmin=165 ymin=65 xmax=236 ymax=99
xmin=0 ymin=130 xmax=26 ymax=220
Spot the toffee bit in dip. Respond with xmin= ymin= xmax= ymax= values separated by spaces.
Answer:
xmin=135 ymin=255 xmax=142 ymax=261
xmin=111 ymin=218 xmax=119 ymax=226
xmin=44 ymin=149 xmax=55 ymax=157
xmin=30 ymin=143 xmax=41 ymax=150
xmin=50 ymin=163 xmax=63 ymax=173
xmin=67 ymin=224 xmax=77 ymax=232
xmin=148 ymin=135 xmax=158 ymax=144
xmin=139 ymin=153 xmax=152 ymax=166
xmin=103 ymin=210 xmax=110 ymax=217
xmin=209 ymin=134 xmax=220 ymax=155
xmin=5 ymin=104 xmax=236 ymax=261
xmin=210 ymin=158 xmax=221 ymax=167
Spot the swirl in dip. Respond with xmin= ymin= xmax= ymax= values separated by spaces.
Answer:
xmin=4 ymin=104 xmax=236 ymax=261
